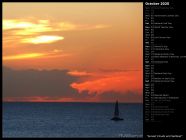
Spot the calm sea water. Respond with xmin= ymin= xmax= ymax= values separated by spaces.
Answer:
xmin=3 ymin=102 xmax=143 ymax=138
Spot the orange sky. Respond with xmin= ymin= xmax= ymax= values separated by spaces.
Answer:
xmin=3 ymin=3 xmax=143 ymax=103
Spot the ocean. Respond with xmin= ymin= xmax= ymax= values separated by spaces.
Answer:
xmin=3 ymin=102 xmax=143 ymax=138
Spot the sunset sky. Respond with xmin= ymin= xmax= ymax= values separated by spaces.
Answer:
xmin=3 ymin=3 xmax=143 ymax=103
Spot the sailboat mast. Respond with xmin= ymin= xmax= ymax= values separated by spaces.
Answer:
xmin=114 ymin=100 xmax=119 ymax=117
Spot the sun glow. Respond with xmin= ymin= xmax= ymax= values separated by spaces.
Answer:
xmin=3 ymin=53 xmax=45 ymax=60
xmin=21 ymin=35 xmax=64 ymax=44
xmin=3 ymin=20 xmax=34 ymax=30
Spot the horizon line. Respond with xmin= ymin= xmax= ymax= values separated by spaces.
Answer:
xmin=2 ymin=101 xmax=143 ymax=104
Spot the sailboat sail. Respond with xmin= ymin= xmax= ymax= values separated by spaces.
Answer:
xmin=111 ymin=100 xmax=123 ymax=121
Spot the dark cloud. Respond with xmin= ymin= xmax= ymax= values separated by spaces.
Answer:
xmin=3 ymin=66 xmax=79 ymax=98
xmin=3 ymin=67 xmax=142 ymax=103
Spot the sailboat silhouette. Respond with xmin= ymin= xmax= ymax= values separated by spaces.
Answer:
xmin=111 ymin=100 xmax=123 ymax=121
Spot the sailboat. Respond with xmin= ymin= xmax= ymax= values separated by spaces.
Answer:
xmin=111 ymin=100 xmax=123 ymax=121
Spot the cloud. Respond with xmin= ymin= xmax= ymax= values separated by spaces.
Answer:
xmin=3 ymin=19 xmax=110 ymax=46
xmin=3 ymin=96 xmax=75 ymax=102
xmin=70 ymin=71 xmax=142 ymax=95
xmin=3 ymin=67 xmax=142 ymax=103
xmin=2 ymin=67 xmax=98 ymax=102
xmin=67 ymin=70 xmax=94 ymax=77
xmin=3 ymin=19 xmax=54 ymax=35
xmin=3 ymin=20 xmax=37 ymax=30
xmin=3 ymin=50 xmax=70 ymax=61
xmin=99 ymin=68 xmax=140 ymax=73
xmin=21 ymin=35 xmax=64 ymax=44
xmin=3 ymin=19 xmax=110 ymax=34
xmin=3 ymin=53 xmax=45 ymax=60
xmin=59 ymin=22 xmax=110 ymax=31
xmin=3 ymin=67 xmax=78 ymax=98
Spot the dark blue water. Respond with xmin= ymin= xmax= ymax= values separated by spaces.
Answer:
xmin=3 ymin=102 xmax=143 ymax=138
